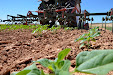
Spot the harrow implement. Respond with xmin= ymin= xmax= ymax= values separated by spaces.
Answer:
xmin=2 ymin=0 xmax=113 ymax=30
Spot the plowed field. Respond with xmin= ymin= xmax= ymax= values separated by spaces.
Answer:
xmin=0 ymin=28 xmax=113 ymax=75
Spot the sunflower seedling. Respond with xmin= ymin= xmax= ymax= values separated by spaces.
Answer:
xmin=75 ymin=27 xmax=100 ymax=49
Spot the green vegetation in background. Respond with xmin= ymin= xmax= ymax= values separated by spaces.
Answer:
xmin=0 ymin=25 xmax=39 ymax=31
xmin=0 ymin=24 xmax=77 ymax=31
xmin=0 ymin=24 xmax=78 ymax=37
xmin=48 ymin=25 xmax=61 ymax=32
xmin=32 ymin=25 xmax=77 ymax=35
xmin=11 ymin=49 xmax=113 ymax=75
xmin=90 ymin=25 xmax=112 ymax=31
xmin=64 ymin=27 xmax=78 ymax=30
xmin=104 ymin=27 xmax=112 ymax=31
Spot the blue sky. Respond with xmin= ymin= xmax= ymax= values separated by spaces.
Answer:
xmin=0 ymin=0 xmax=113 ymax=23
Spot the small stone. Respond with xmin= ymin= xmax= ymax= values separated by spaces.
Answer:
xmin=32 ymin=50 xmax=35 ymax=53
xmin=0 ymin=64 xmax=3 ymax=71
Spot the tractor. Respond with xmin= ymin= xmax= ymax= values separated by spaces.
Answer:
xmin=37 ymin=0 xmax=82 ymax=28
xmin=2 ymin=0 xmax=113 ymax=30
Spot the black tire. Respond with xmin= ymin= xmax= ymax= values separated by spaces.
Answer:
xmin=48 ymin=21 xmax=55 ymax=28
xmin=66 ymin=16 xmax=77 ymax=27
xmin=77 ymin=21 xmax=81 ymax=29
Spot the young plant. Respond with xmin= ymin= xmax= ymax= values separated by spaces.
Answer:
xmin=11 ymin=48 xmax=71 ymax=75
xmin=48 ymin=25 xmax=61 ymax=31
xmin=34 ymin=48 xmax=71 ymax=75
xmin=75 ymin=27 xmax=100 ymax=49
xmin=11 ymin=49 xmax=113 ymax=75
xmin=64 ymin=27 xmax=73 ymax=30
xmin=11 ymin=63 xmax=46 ymax=75
xmin=32 ymin=25 xmax=49 ymax=36
xmin=48 ymin=25 xmax=61 ymax=34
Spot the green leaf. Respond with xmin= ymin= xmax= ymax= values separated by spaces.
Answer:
xmin=23 ymin=63 xmax=38 ymax=70
xmin=27 ymin=73 xmax=37 ymax=75
xmin=75 ymin=34 xmax=87 ymax=42
xmin=91 ymin=38 xmax=96 ymax=42
xmin=52 ymin=63 xmax=57 ymax=72
xmin=12 ymin=63 xmax=41 ymax=75
xmin=16 ymin=70 xmax=31 ymax=75
xmin=80 ymin=39 xmax=87 ymax=44
xmin=40 ymin=69 xmax=46 ymax=75
xmin=27 ymin=69 xmax=40 ymax=75
xmin=58 ymin=61 xmax=64 ymax=69
xmin=79 ymin=43 xmax=85 ymax=49
xmin=54 ymin=58 xmax=58 ymax=62
xmin=11 ymin=72 xmax=19 ymax=75
xmin=61 ymin=60 xmax=71 ymax=71
xmin=57 ymin=48 xmax=71 ymax=63
xmin=35 ymin=59 xmax=53 ymax=70
xmin=59 ymin=71 xmax=70 ymax=75
xmin=76 ymin=50 xmax=113 ymax=75
xmin=74 ymin=39 xmax=79 ymax=42
xmin=92 ymin=32 xmax=100 ymax=37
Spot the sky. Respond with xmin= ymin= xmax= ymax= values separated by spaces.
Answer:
xmin=0 ymin=0 xmax=113 ymax=24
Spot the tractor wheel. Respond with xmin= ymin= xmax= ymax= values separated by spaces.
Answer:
xmin=40 ymin=20 xmax=49 ymax=25
xmin=40 ymin=20 xmax=55 ymax=28
xmin=66 ymin=16 xmax=77 ymax=27
xmin=77 ymin=21 xmax=81 ymax=29
xmin=48 ymin=21 xmax=55 ymax=28
xmin=84 ymin=23 xmax=89 ymax=30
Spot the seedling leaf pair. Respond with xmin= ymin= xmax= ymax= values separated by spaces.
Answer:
xmin=34 ymin=48 xmax=71 ymax=75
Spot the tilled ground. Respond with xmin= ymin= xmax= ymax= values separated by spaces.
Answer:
xmin=0 ymin=29 xmax=113 ymax=75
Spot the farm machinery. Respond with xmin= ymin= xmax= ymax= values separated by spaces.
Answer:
xmin=0 ymin=19 xmax=2 ymax=22
xmin=2 ymin=0 xmax=113 ymax=29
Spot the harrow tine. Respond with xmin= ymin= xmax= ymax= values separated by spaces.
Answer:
xmin=112 ymin=20 xmax=113 ymax=33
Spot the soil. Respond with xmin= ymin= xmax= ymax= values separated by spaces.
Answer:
xmin=0 ymin=29 xmax=113 ymax=75
xmin=89 ymin=23 xmax=112 ymax=27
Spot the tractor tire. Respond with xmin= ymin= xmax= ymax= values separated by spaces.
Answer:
xmin=77 ymin=21 xmax=81 ymax=29
xmin=48 ymin=21 xmax=55 ymax=28
xmin=66 ymin=16 xmax=77 ymax=27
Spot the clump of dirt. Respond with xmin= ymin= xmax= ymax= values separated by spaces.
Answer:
xmin=0 ymin=29 xmax=113 ymax=75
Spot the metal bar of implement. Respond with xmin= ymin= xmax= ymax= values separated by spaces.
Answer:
xmin=91 ymin=20 xmax=92 ymax=28
xmin=3 ymin=20 xmax=11 ymax=22
xmin=7 ymin=15 xmax=18 ymax=18
xmin=112 ymin=20 xmax=113 ymax=33
xmin=17 ymin=14 xmax=27 ymax=18
xmin=105 ymin=19 xmax=106 ymax=30
xmin=66 ymin=12 xmax=108 ymax=17
xmin=102 ymin=20 xmax=103 ymax=28
xmin=0 ymin=19 xmax=2 ymax=22
xmin=89 ymin=13 xmax=108 ymax=16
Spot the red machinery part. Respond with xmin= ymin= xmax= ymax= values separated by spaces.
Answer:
xmin=62 ymin=11 xmax=64 ymax=18
xmin=35 ymin=11 xmax=44 ymax=13
xmin=71 ymin=6 xmax=80 ymax=13
xmin=55 ymin=8 xmax=67 ymax=12
xmin=44 ymin=11 xmax=46 ymax=19
xmin=35 ymin=10 xmax=45 ymax=18
xmin=111 ymin=8 xmax=113 ymax=16
xmin=27 ymin=11 xmax=33 ymax=17
xmin=84 ymin=10 xmax=87 ymax=18
xmin=55 ymin=8 xmax=67 ymax=18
